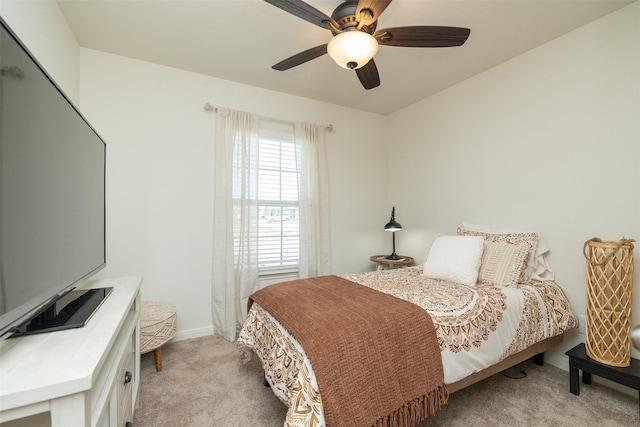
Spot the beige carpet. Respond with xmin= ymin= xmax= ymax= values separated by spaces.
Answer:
xmin=134 ymin=334 xmax=638 ymax=426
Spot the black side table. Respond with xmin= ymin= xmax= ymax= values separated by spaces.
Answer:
xmin=566 ymin=343 xmax=640 ymax=416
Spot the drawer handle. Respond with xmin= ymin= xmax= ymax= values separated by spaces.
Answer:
xmin=124 ymin=371 xmax=132 ymax=384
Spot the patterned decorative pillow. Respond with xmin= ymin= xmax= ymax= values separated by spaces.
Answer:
xmin=460 ymin=221 xmax=554 ymax=282
xmin=478 ymin=241 xmax=531 ymax=287
xmin=456 ymin=227 xmax=538 ymax=284
xmin=423 ymin=235 xmax=484 ymax=286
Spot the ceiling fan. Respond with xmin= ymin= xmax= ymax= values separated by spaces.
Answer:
xmin=264 ymin=0 xmax=471 ymax=90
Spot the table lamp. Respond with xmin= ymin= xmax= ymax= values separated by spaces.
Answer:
xmin=384 ymin=207 xmax=402 ymax=260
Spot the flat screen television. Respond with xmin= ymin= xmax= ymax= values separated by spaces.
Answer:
xmin=0 ymin=17 xmax=107 ymax=339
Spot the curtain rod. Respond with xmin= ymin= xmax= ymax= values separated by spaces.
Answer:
xmin=203 ymin=102 xmax=333 ymax=131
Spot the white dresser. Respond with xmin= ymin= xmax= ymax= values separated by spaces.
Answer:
xmin=0 ymin=276 xmax=142 ymax=427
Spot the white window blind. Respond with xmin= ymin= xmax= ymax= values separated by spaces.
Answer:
xmin=258 ymin=122 xmax=299 ymax=273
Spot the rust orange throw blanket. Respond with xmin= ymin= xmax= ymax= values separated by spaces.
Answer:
xmin=248 ymin=275 xmax=448 ymax=427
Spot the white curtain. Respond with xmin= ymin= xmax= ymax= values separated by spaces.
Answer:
xmin=211 ymin=112 xmax=331 ymax=342
xmin=295 ymin=122 xmax=331 ymax=278
xmin=212 ymin=108 xmax=260 ymax=342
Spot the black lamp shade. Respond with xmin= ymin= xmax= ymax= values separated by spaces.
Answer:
xmin=384 ymin=219 xmax=402 ymax=231
xmin=384 ymin=207 xmax=402 ymax=231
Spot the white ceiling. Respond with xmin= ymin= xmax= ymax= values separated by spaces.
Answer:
xmin=57 ymin=0 xmax=634 ymax=115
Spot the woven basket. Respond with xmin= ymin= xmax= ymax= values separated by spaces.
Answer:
xmin=583 ymin=238 xmax=635 ymax=367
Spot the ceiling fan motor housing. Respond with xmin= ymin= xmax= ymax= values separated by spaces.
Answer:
xmin=330 ymin=1 xmax=377 ymax=35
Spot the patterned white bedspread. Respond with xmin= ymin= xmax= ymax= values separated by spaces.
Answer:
xmin=237 ymin=268 xmax=577 ymax=427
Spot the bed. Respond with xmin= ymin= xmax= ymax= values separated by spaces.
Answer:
xmin=237 ymin=226 xmax=578 ymax=427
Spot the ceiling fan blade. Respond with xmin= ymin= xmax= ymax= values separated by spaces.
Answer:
xmin=264 ymin=0 xmax=337 ymax=29
xmin=272 ymin=44 xmax=328 ymax=71
xmin=355 ymin=59 xmax=380 ymax=90
xmin=375 ymin=26 xmax=471 ymax=47
xmin=356 ymin=0 xmax=393 ymax=26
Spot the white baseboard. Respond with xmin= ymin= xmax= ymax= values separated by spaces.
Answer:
xmin=173 ymin=326 xmax=214 ymax=342
xmin=545 ymin=352 xmax=569 ymax=371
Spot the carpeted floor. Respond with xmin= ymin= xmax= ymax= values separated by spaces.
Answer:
xmin=133 ymin=334 xmax=638 ymax=426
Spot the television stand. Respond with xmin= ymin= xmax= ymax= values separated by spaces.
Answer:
xmin=0 ymin=276 xmax=141 ymax=427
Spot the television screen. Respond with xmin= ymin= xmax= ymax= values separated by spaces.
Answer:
xmin=0 ymin=18 xmax=106 ymax=338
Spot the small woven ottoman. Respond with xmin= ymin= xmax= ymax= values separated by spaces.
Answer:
xmin=140 ymin=301 xmax=177 ymax=372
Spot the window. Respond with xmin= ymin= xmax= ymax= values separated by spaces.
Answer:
xmin=257 ymin=123 xmax=299 ymax=273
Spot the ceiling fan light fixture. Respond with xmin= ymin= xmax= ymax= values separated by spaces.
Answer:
xmin=327 ymin=31 xmax=378 ymax=70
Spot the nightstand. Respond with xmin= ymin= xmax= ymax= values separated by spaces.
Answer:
xmin=370 ymin=255 xmax=414 ymax=270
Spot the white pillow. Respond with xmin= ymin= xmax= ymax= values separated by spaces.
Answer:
xmin=423 ymin=235 xmax=484 ymax=286
xmin=461 ymin=221 xmax=555 ymax=282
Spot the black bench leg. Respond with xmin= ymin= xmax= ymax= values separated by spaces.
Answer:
xmin=582 ymin=371 xmax=592 ymax=385
xmin=533 ymin=352 xmax=544 ymax=366
xmin=569 ymin=363 xmax=580 ymax=395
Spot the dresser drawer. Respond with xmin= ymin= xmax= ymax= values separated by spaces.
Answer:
xmin=116 ymin=329 xmax=135 ymax=427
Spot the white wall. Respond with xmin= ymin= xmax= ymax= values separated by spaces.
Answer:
xmin=387 ymin=2 xmax=640 ymax=366
xmin=78 ymin=49 xmax=389 ymax=339
xmin=0 ymin=0 xmax=80 ymax=103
